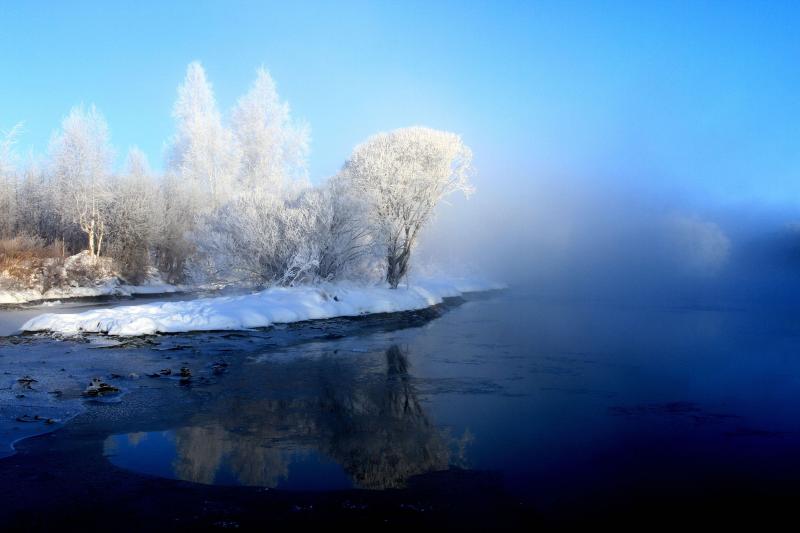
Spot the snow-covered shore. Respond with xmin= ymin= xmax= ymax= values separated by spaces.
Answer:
xmin=0 ymin=251 xmax=181 ymax=305
xmin=21 ymin=279 xmax=505 ymax=336
xmin=0 ymin=278 xmax=180 ymax=305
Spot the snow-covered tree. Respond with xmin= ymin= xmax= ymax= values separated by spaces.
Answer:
xmin=342 ymin=127 xmax=473 ymax=288
xmin=49 ymin=105 xmax=114 ymax=257
xmin=153 ymin=170 xmax=197 ymax=282
xmin=105 ymin=147 xmax=159 ymax=282
xmin=231 ymin=67 xmax=310 ymax=193
xmin=192 ymin=189 xmax=316 ymax=286
xmin=158 ymin=62 xmax=241 ymax=280
xmin=192 ymin=67 xmax=314 ymax=286
xmin=0 ymin=123 xmax=22 ymax=238
xmin=1 ymin=65 xmax=479 ymax=292
xmin=301 ymin=174 xmax=373 ymax=281
xmin=125 ymin=145 xmax=150 ymax=178
xmin=167 ymin=61 xmax=240 ymax=210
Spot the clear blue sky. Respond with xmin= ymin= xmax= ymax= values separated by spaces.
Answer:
xmin=1 ymin=1 xmax=799 ymax=203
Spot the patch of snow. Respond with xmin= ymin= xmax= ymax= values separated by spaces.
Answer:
xmin=0 ymin=289 xmax=42 ymax=305
xmin=0 ymin=274 xmax=180 ymax=305
xmin=22 ymin=278 xmax=504 ymax=337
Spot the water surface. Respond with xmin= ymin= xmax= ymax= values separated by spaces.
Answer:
xmin=3 ymin=288 xmax=800 ymax=526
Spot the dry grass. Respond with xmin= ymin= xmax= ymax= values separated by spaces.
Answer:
xmin=0 ymin=235 xmax=64 ymax=282
xmin=1 ymin=235 xmax=121 ymax=294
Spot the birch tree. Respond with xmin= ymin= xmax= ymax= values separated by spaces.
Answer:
xmin=167 ymin=61 xmax=240 ymax=210
xmin=342 ymin=127 xmax=473 ymax=288
xmin=49 ymin=105 xmax=113 ymax=257
xmin=193 ymin=67 xmax=313 ymax=285
xmin=230 ymin=67 xmax=310 ymax=194
xmin=159 ymin=62 xmax=240 ymax=280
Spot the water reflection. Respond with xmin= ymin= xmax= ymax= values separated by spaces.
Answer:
xmin=105 ymin=345 xmax=457 ymax=489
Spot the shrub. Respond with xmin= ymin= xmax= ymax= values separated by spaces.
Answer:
xmin=0 ymin=235 xmax=63 ymax=281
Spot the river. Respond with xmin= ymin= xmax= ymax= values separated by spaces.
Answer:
xmin=2 ymin=288 xmax=800 ymax=527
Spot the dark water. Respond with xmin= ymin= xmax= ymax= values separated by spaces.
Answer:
xmin=3 ymin=288 xmax=800 ymax=527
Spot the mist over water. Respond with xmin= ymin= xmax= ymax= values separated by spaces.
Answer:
xmin=420 ymin=174 xmax=800 ymax=306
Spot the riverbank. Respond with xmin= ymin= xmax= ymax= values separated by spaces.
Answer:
xmin=21 ymin=279 xmax=505 ymax=336
xmin=0 ymin=279 xmax=181 ymax=306
xmin=0 ymin=250 xmax=179 ymax=305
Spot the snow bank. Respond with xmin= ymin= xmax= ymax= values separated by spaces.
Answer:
xmin=0 ymin=275 xmax=180 ymax=305
xmin=22 ymin=279 xmax=504 ymax=336
xmin=0 ymin=289 xmax=42 ymax=305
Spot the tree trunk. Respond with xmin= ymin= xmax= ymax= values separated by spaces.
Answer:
xmin=87 ymin=220 xmax=95 ymax=257
xmin=96 ymin=220 xmax=104 ymax=257
xmin=386 ymin=244 xmax=412 ymax=289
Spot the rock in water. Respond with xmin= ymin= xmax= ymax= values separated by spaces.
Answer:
xmin=83 ymin=377 xmax=119 ymax=397
xmin=17 ymin=376 xmax=38 ymax=389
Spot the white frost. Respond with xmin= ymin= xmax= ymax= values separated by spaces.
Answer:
xmin=22 ymin=279 xmax=504 ymax=336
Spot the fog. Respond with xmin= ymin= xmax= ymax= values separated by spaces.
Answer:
xmin=418 ymin=174 xmax=800 ymax=305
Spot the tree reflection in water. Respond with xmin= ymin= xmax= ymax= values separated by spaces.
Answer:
xmin=169 ymin=345 xmax=453 ymax=489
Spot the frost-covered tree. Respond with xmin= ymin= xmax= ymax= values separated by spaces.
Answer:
xmin=159 ymin=62 xmax=240 ymax=280
xmin=0 ymin=123 xmax=21 ymax=178
xmin=342 ymin=127 xmax=473 ymax=288
xmin=49 ymin=105 xmax=114 ymax=257
xmin=124 ymin=145 xmax=150 ymax=178
xmin=193 ymin=190 xmax=315 ymax=286
xmin=302 ymin=174 xmax=373 ymax=281
xmin=0 ymin=123 xmax=22 ymax=238
xmin=15 ymin=159 xmax=60 ymax=245
xmin=167 ymin=61 xmax=240 ymax=210
xmin=153 ymin=171 xmax=197 ymax=282
xmin=231 ymin=67 xmax=310 ymax=193
xmin=192 ymin=67 xmax=313 ymax=286
xmin=0 ymin=65 xmax=479 ymax=292
xmin=192 ymin=182 xmax=323 ymax=286
xmin=105 ymin=147 xmax=159 ymax=282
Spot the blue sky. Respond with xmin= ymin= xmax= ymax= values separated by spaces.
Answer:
xmin=1 ymin=1 xmax=799 ymax=203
